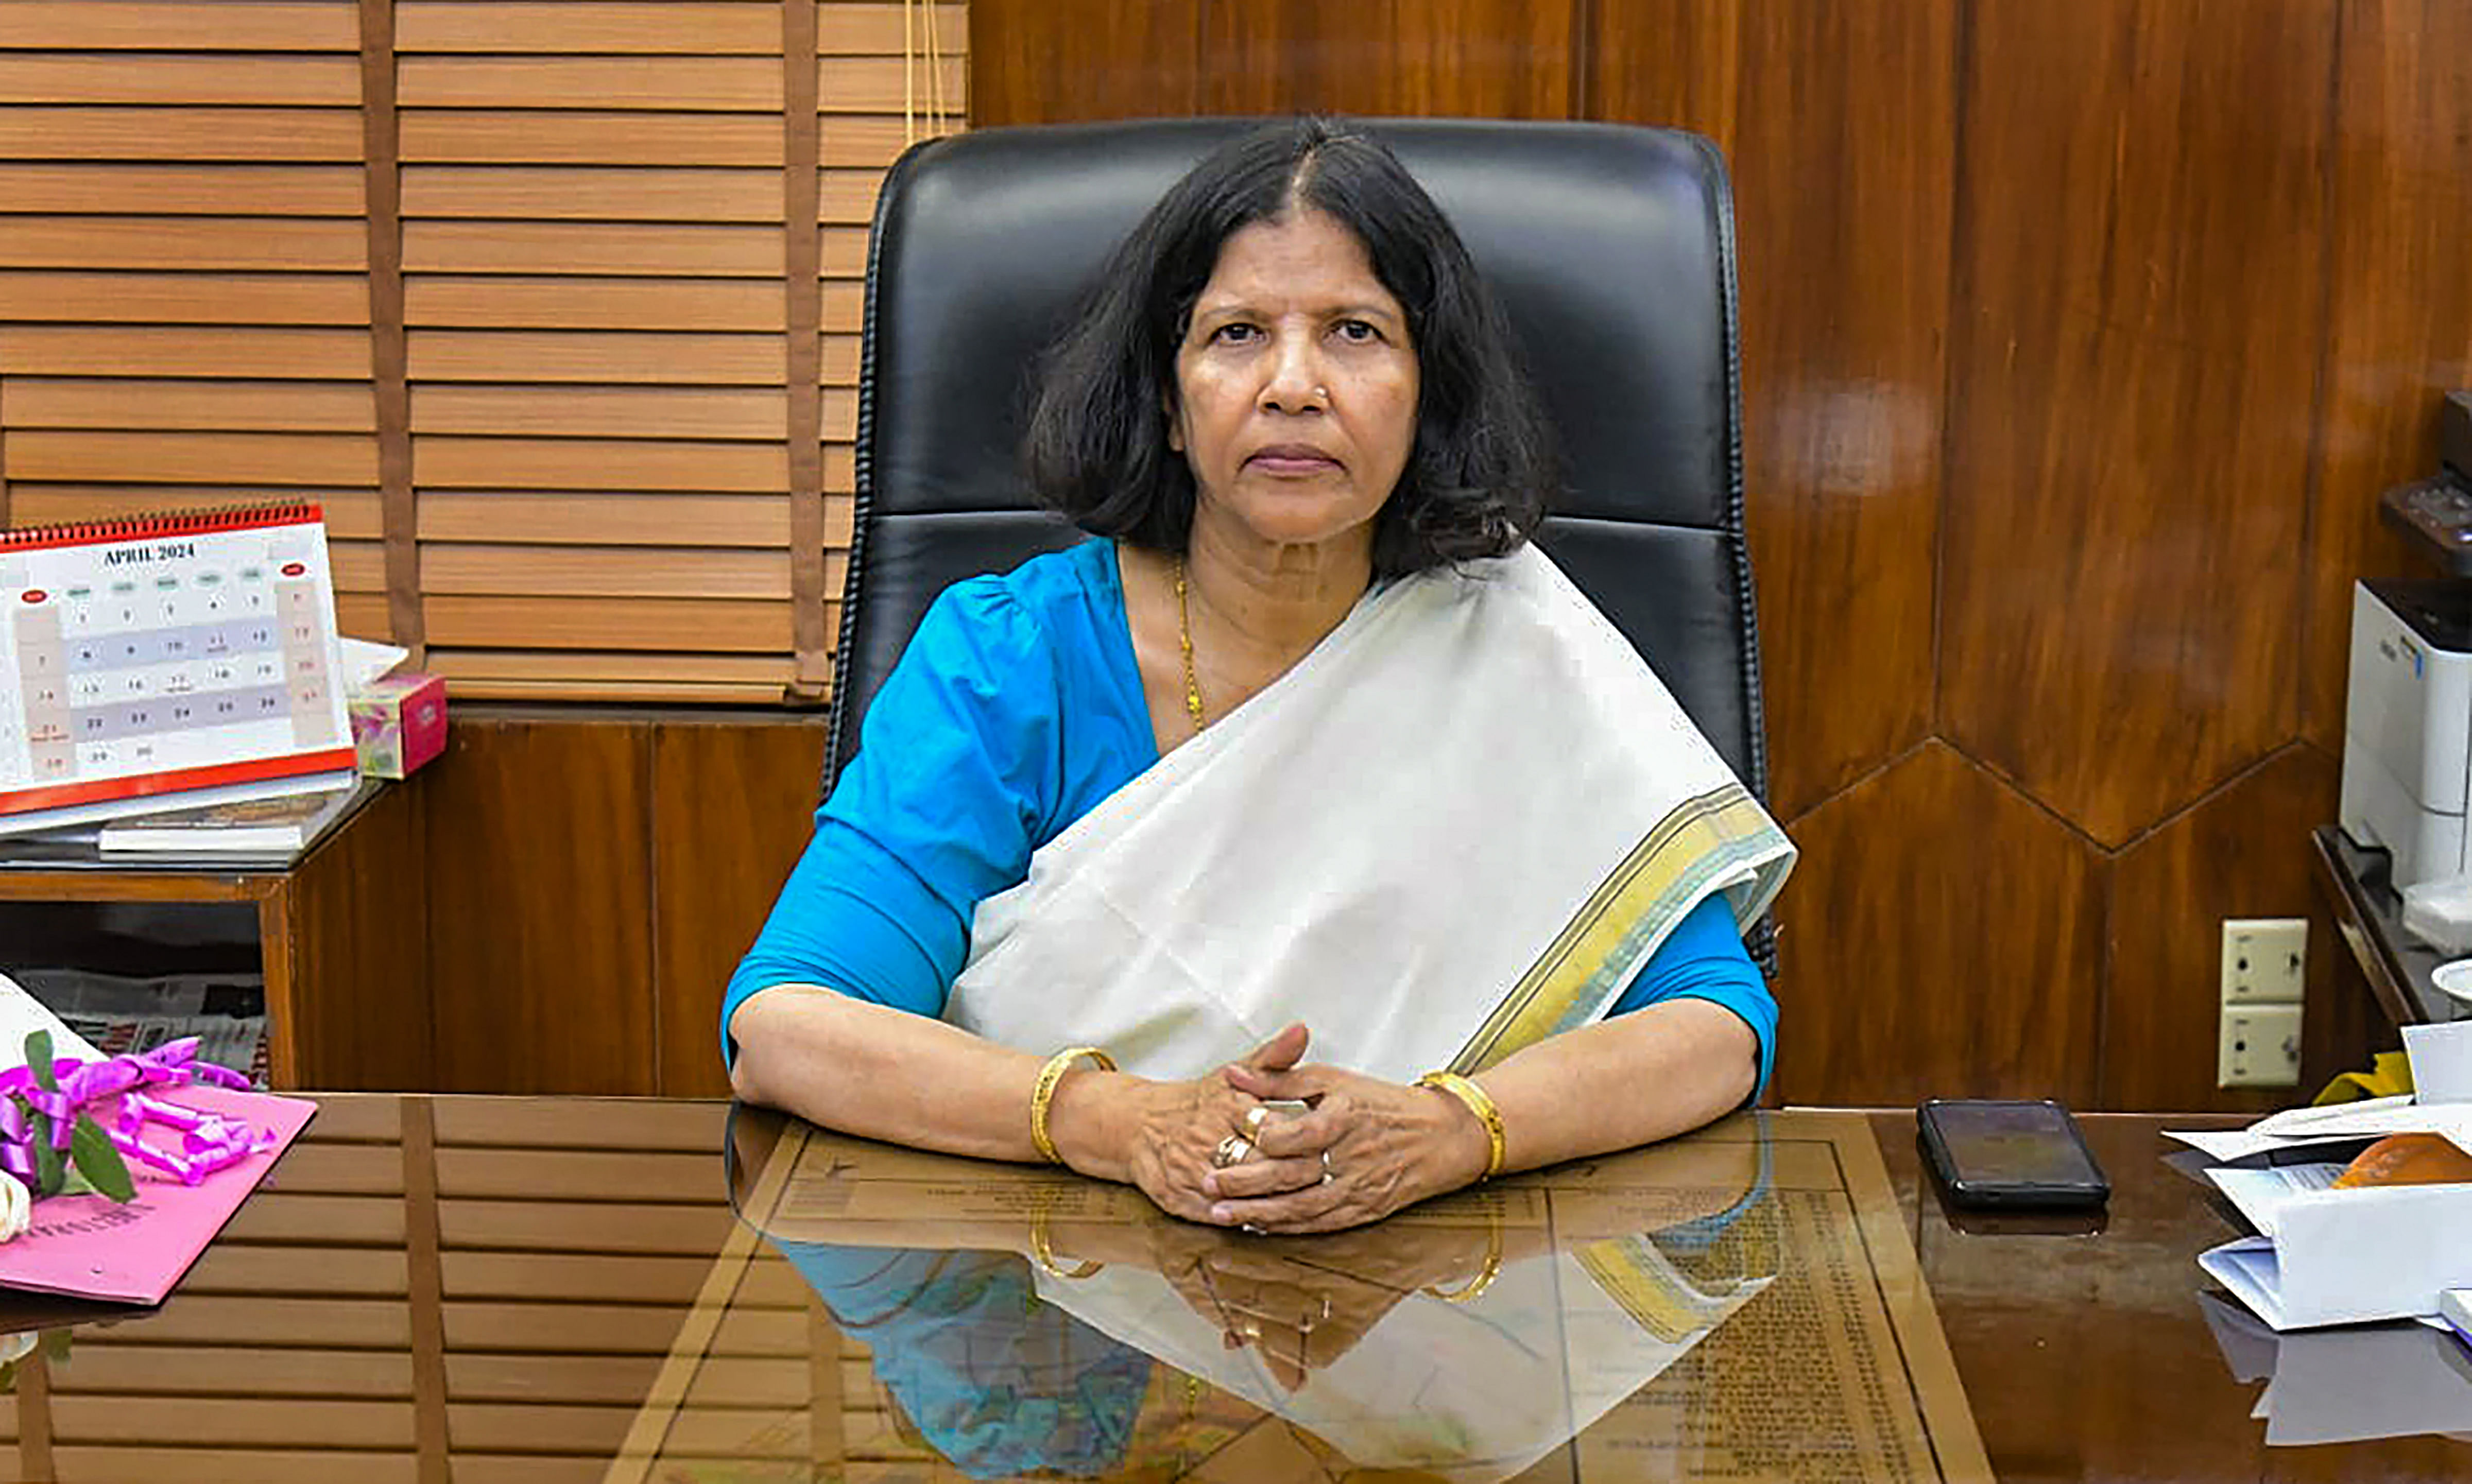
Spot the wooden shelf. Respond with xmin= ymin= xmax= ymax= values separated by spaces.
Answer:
xmin=0 ymin=780 xmax=433 ymax=1090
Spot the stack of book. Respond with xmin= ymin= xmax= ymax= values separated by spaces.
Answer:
xmin=95 ymin=778 xmax=374 ymax=861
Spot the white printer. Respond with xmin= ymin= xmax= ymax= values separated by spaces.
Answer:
xmin=2344 ymin=394 xmax=2472 ymax=888
xmin=2342 ymin=579 xmax=2472 ymax=888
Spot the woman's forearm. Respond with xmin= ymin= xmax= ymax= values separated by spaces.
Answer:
xmin=1471 ymin=999 xmax=1759 ymax=1176
xmin=727 ymin=986 xmax=1138 ymax=1174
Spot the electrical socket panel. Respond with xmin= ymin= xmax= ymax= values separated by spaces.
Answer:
xmin=2219 ymin=1003 xmax=2303 ymax=1089
xmin=2221 ymin=919 xmax=2307 ymax=1005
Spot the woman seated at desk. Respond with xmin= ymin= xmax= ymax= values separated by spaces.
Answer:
xmin=726 ymin=117 xmax=1796 ymax=1235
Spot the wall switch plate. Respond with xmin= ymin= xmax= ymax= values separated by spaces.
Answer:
xmin=2219 ymin=1003 xmax=2304 ymax=1089
xmin=2222 ymin=918 xmax=2307 ymax=1005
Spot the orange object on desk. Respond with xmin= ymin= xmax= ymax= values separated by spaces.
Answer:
xmin=2331 ymin=1132 xmax=2472 ymax=1188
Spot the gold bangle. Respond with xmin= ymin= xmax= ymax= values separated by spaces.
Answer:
xmin=1422 ymin=1218 xmax=1505 ymax=1303
xmin=1416 ymin=1071 xmax=1506 ymax=1181
xmin=1029 ymin=1045 xmax=1117 ymax=1164
xmin=1029 ymin=1206 xmax=1103 ymax=1280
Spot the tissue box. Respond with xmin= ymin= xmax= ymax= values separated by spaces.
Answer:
xmin=348 ymin=671 xmax=447 ymax=779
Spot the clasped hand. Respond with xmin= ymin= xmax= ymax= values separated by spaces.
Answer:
xmin=1117 ymin=1023 xmax=1491 ymax=1234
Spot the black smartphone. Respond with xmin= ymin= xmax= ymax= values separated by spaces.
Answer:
xmin=1917 ymin=1098 xmax=2109 ymax=1210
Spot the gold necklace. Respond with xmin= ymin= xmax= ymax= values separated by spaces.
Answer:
xmin=1172 ymin=555 xmax=1205 ymax=734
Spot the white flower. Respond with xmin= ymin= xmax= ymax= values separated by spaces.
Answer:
xmin=0 ymin=1171 xmax=29 ymax=1244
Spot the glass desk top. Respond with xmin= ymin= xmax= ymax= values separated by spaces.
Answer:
xmin=0 ymin=1096 xmax=2455 ymax=1482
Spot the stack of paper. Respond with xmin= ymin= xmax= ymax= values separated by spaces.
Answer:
xmin=2176 ymin=1021 xmax=2472 ymax=1330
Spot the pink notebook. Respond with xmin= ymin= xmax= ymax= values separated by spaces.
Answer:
xmin=0 ymin=1083 xmax=316 ymax=1305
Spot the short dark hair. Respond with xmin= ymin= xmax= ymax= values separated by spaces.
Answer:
xmin=1025 ymin=117 xmax=1557 ymax=578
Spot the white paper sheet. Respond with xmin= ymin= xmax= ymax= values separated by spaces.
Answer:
xmin=0 ymin=971 xmax=101 ymax=1066
xmin=2206 ymin=1163 xmax=2347 ymax=1239
xmin=2167 ymin=1098 xmax=2472 ymax=1162
xmin=2404 ymin=1021 xmax=2472 ymax=1107
xmin=339 ymin=636 xmax=409 ymax=689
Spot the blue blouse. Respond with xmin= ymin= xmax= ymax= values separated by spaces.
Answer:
xmin=727 ymin=539 xmax=1777 ymax=1094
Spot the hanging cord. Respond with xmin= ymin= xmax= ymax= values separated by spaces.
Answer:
xmin=901 ymin=0 xmax=955 ymax=144
xmin=901 ymin=0 xmax=916 ymax=143
xmin=924 ymin=0 xmax=950 ymax=134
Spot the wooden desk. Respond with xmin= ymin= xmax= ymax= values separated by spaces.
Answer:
xmin=0 ymin=1099 xmax=2458 ymax=1482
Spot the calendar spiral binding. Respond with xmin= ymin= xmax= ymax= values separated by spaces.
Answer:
xmin=0 ymin=501 xmax=324 ymax=552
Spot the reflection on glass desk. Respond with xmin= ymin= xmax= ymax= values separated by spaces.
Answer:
xmin=0 ymin=1097 xmax=2456 ymax=1482
xmin=2313 ymin=824 xmax=2472 ymax=1026
xmin=722 ymin=1106 xmax=1984 ymax=1483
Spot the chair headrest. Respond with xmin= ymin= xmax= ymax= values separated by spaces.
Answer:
xmin=861 ymin=118 xmax=1741 ymax=534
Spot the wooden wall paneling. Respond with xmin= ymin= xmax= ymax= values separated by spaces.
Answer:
xmin=1198 ymin=0 xmax=1574 ymax=117
xmin=2101 ymin=745 xmax=2344 ymax=1112
xmin=1586 ymin=0 xmax=1739 ymax=140
xmin=1596 ymin=0 xmax=1955 ymax=820
xmin=971 ymin=0 xmax=1199 ymax=123
xmin=286 ymin=779 xmax=434 ymax=1090
xmin=2303 ymin=0 xmax=2472 ymax=752
xmin=651 ymin=718 xmax=830 ymax=1096
xmin=424 ymin=718 xmax=657 ymax=1093
xmin=1938 ymin=0 xmax=2338 ymax=847
xmin=1770 ymin=742 xmax=2106 ymax=1107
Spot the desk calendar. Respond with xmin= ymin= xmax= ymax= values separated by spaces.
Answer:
xmin=0 ymin=505 xmax=355 ymax=835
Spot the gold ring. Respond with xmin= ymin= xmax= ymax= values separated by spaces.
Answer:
xmin=1213 ymin=1135 xmax=1252 ymax=1168
xmin=1243 ymin=1105 xmax=1268 ymax=1137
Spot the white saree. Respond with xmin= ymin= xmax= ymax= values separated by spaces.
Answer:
xmin=942 ymin=543 xmax=1796 ymax=1081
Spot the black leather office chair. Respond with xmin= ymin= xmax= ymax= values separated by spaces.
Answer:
xmin=831 ymin=118 xmax=1769 ymax=813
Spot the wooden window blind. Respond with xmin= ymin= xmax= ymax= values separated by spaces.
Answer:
xmin=0 ymin=1 xmax=967 ymax=705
